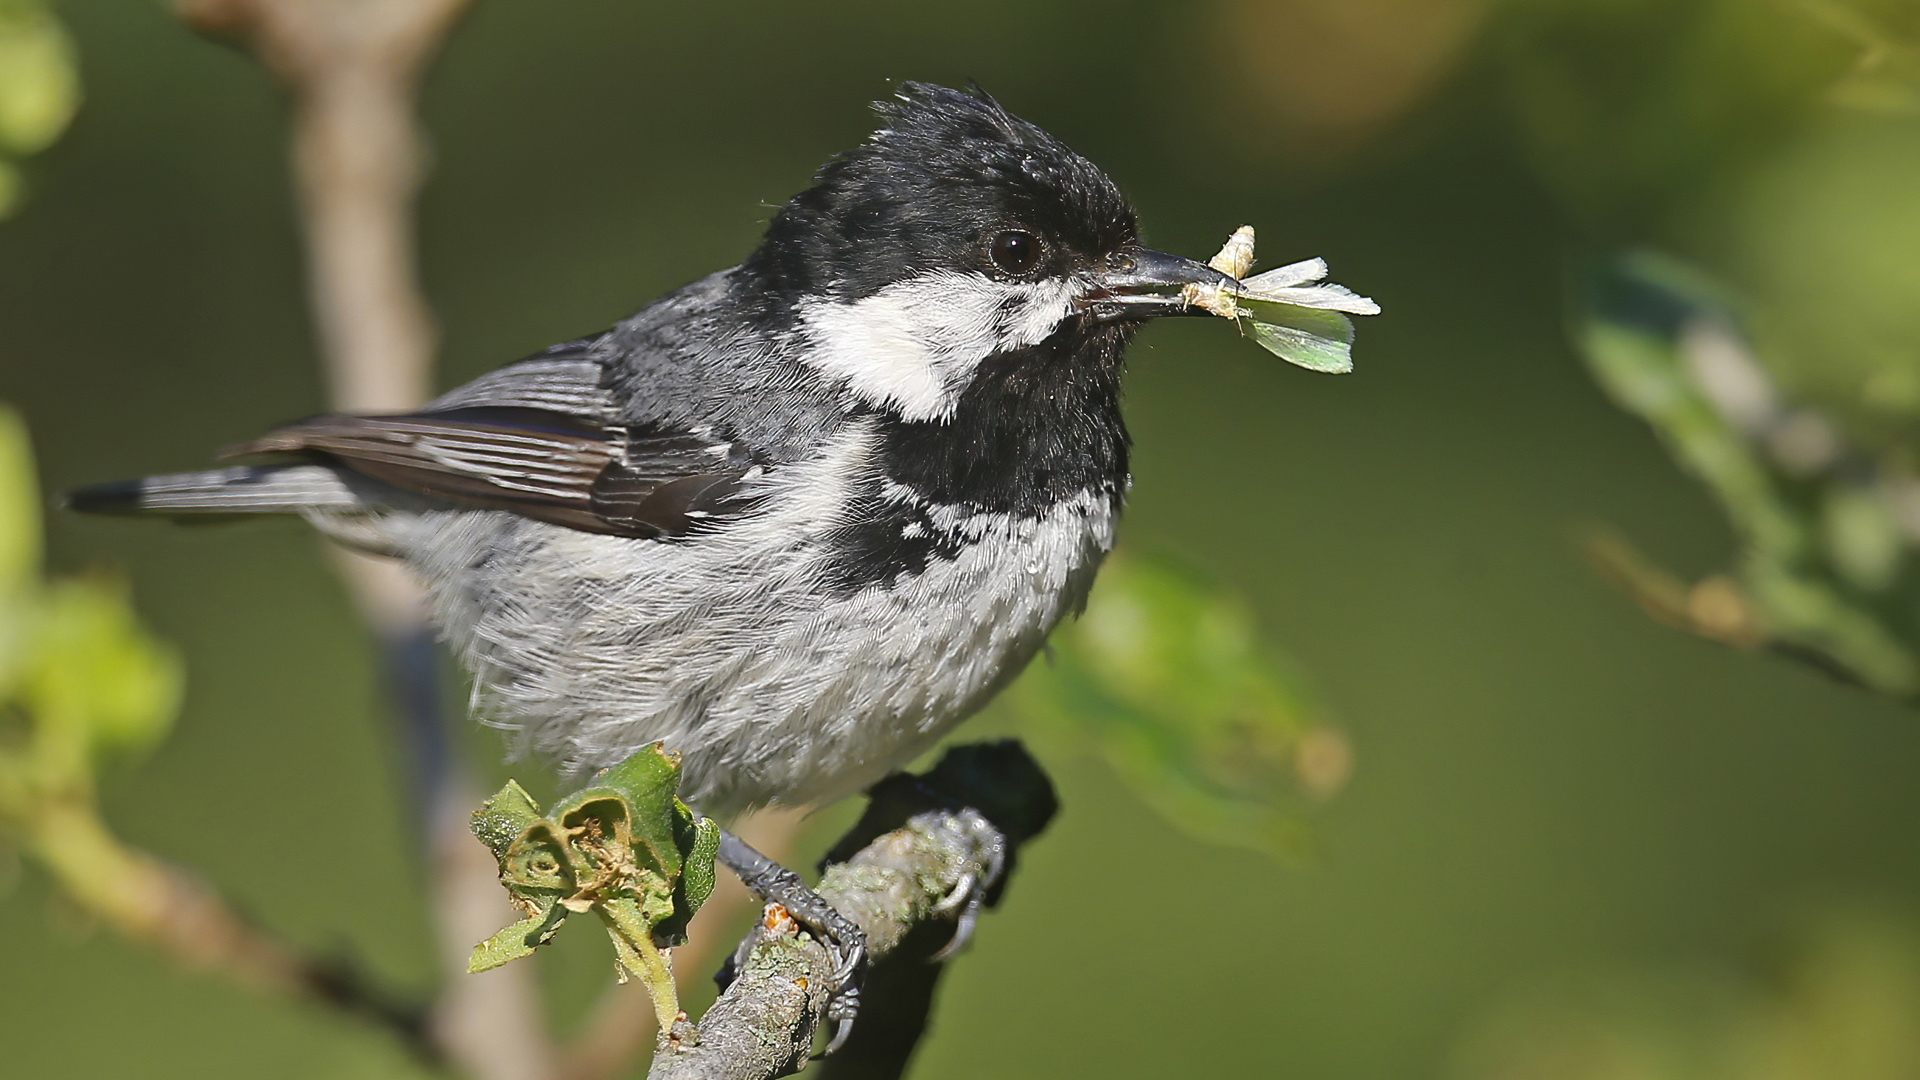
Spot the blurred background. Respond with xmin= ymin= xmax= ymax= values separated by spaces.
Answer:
xmin=6 ymin=0 xmax=1920 ymax=1077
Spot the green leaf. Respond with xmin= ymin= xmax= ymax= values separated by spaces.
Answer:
xmin=1005 ymin=553 xmax=1343 ymax=858
xmin=468 ymin=906 xmax=565 ymax=973
xmin=0 ymin=405 xmax=39 ymax=602
xmin=0 ymin=1 xmax=80 ymax=158
xmin=1823 ymin=484 xmax=1902 ymax=592
xmin=22 ymin=577 xmax=184 ymax=763
xmin=679 ymin=814 xmax=720 ymax=915
xmin=471 ymin=781 xmax=541 ymax=859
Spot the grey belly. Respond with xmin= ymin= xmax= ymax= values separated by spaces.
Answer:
xmin=378 ymin=488 xmax=1117 ymax=818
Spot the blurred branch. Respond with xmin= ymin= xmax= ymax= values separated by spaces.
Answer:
xmin=164 ymin=5 xmax=563 ymax=1080
xmin=1577 ymin=253 xmax=1920 ymax=700
xmin=0 ymin=408 xmax=434 ymax=1062
xmin=648 ymin=742 xmax=1058 ymax=1080
xmin=175 ymin=0 xmax=466 ymax=415
xmin=1581 ymin=526 xmax=1765 ymax=650
xmin=14 ymin=791 xmax=434 ymax=1054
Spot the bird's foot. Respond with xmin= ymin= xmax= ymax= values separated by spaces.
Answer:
xmin=923 ymin=806 xmax=1007 ymax=961
xmin=715 ymin=829 xmax=868 ymax=1055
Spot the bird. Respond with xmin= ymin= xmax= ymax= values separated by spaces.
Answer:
xmin=71 ymin=84 xmax=1248 ymax=1033
xmin=74 ymin=80 xmax=1238 ymax=819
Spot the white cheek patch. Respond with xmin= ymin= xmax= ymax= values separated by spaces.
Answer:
xmin=798 ymin=270 xmax=1080 ymax=422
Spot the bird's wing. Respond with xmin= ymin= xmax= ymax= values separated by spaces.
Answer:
xmin=225 ymin=339 xmax=755 ymax=538
xmin=422 ymin=336 xmax=622 ymax=419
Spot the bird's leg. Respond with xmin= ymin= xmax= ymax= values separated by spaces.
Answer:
xmin=714 ymin=828 xmax=868 ymax=1054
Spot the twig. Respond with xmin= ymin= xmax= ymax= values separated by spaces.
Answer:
xmin=20 ymin=796 xmax=433 ymax=1057
xmin=167 ymin=4 xmax=556 ymax=1079
xmin=171 ymin=0 xmax=467 ymax=797
xmin=649 ymin=742 xmax=1058 ymax=1080
xmin=1580 ymin=525 xmax=1765 ymax=649
xmin=175 ymin=0 xmax=467 ymax=415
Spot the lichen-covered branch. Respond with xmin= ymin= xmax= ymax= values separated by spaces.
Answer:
xmin=652 ymin=913 xmax=838 ymax=1080
xmin=649 ymin=742 xmax=1058 ymax=1080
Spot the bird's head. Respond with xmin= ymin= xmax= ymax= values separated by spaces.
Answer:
xmin=743 ymin=82 xmax=1233 ymax=424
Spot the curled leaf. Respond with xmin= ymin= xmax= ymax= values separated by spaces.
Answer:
xmin=471 ymin=780 xmax=541 ymax=859
xmin=679 ymin=814 xmax=720 ymax=915
xmin=466 ymin=743 xmax=720 ymax=1029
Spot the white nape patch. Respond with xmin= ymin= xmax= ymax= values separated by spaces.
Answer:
xmin=799 ymin=271 xmax=1080 ymax=422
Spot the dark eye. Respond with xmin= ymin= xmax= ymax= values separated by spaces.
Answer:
xmin=989 ymin=230 xmax=1041 ymax=275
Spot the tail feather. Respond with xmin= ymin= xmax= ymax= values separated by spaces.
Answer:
xmin=67 ymin=464 xmax=368 ymax=517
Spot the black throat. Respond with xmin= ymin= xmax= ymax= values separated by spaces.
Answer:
xmin=877 ymin=321 xmax=1133 ymax=511
xmin=822 ymin=320 xmax=1134 ymax=593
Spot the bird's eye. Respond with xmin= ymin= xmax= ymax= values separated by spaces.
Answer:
xmin=989 ymin=230 xmax=1041 ymax=276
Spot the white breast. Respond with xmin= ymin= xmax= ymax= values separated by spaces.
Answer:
xmin=394 ymin=419 xmax=1118 ymax=817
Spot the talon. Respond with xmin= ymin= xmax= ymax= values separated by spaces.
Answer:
xmin=823 ymin=938 xmax=866 ymax=1042
xmin=831 ymin=940 xmax=867 ymax=987
xmin=981 ymin=842 xmax=1006 ymax=891
xmin=826 ymin=986 xmax=861 ymax=1022
xmin=924 ymin=808 xmax=1007 ymax=962
xmin=932 ymin=871 xmax=976 ymax=914
xmin=929 ymin=906 xmax=979 ymax=962
xmin=823 ymin=1016 xmax=856 ymax=1057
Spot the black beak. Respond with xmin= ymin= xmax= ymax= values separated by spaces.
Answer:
xmin=1081 ymin=246 xmax=1240 ymax=323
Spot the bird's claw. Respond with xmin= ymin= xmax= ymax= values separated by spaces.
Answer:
xmin=823 ymin=1017 xmax=856 ymax=1056
xmin=714 ymin=800 xmax=1010 ymax=1051
xmin=715 ymin=829 xmax=868 ymax=1055
xmin=822 ymin=973 xmax=861 ymax=1057
xmin=926 ymin=807 xmax=1007 ymax=962
xmin=811 ymin=911 xmax=868 ymax=1055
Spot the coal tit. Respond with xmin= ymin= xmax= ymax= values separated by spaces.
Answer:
xmin=73 ymin=82 xmax=1242 ymax=822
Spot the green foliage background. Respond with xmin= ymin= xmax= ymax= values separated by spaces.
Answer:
xmin=6 ymin=1 xmax=1920 ymax=1078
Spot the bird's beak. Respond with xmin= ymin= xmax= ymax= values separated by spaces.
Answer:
xmin=1081 ymin=246 xmax=1241 ymax=323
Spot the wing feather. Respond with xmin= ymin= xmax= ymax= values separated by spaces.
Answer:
xmin=423 ymin=336 xmax=620 ymax=419
xmin=225 ymin=403 xmax=755 ymax=539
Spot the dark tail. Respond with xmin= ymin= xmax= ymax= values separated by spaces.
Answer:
xmin=67 ymin=464 xmax=369 ymax=518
